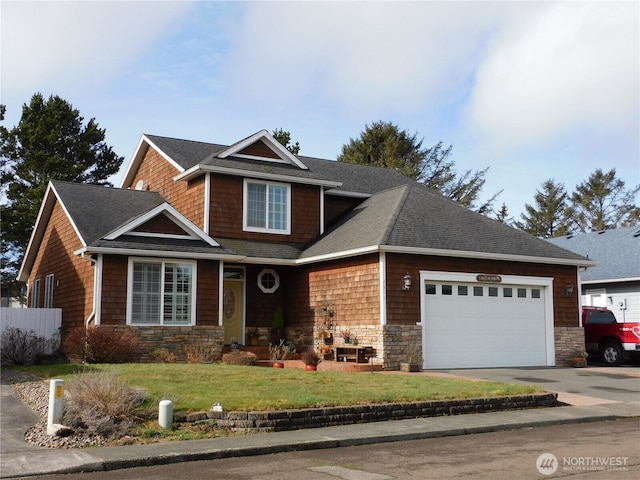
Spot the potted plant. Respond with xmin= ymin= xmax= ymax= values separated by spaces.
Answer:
xmin=570 ymin=349 xmax=588 ymax=368
xmin=400 ymin=344 xmax=423 ymax=372
xmin=247 ymin=328 xmax=259 ymax=346
xmin=338 ymin=328 xmax=351 ymax=344
xmin=269 ymin=339 xmax=289 ymax=368
xmin=300 ymin=349 xmax=321 ymax=371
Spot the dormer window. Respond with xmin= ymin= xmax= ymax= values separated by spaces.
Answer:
xmin=243 ymin=179 xmax=291 ymax=234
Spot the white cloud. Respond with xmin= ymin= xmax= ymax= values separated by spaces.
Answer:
xmin=465 ymin=2 xmax=639 ymax=152
xmin=221 ymin=2 xmax=502 ymax=118
xmin=1 ymin=0 xmax=196 ymax=109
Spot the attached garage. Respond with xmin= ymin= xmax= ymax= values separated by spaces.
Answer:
xmin=420 ymin=271 xmax=555 ymax=369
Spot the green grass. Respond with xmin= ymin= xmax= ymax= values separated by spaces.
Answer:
xmin=11 ymin=363 xmax=543 ymax=413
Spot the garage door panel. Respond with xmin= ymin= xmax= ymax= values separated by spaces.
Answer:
xmin=423 ymin=279 xmax=548 ymax=369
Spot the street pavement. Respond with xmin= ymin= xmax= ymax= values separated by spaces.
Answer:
xmin=1 ymin=366 xmax=638 ymax=479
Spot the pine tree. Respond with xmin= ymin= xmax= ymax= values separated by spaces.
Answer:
xmin=516 ymin=180 xmax=573 ymax=238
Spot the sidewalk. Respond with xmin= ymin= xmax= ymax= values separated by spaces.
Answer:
xmin=2 ymin=374 xmax=638 ymax=479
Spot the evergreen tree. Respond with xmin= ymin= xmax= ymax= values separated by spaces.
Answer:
xmin=571 ymin=168 xmax=640 ymax=232
xmin=516 ymin=180 xmax=573 ymax=238
xmin=338 ymin=121 xmax=499 ymax=213
xmin=0 ymin=93 xmax=124 ymax=279
xmin=495 ymin=203 xmax=512 ymax=225
xmin=271 ymin=128 xmax=300 ymax=155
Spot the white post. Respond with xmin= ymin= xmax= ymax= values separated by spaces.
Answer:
xmin=47 ymin=379 xmax=64 ymax=429
xmin=158 ymin=399 xmax=173 ymax=429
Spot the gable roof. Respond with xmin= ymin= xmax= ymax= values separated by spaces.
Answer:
xmin=300 ymin=185 xmax=593 ymax=266
xmin=546 ymin=227 xmax=640 ymax=282
xmin=18 ymin=181 xmax=235 ymax=281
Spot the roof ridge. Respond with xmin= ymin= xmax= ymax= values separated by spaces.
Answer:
xmin=377 ymin=185 xmax=412 ymax=245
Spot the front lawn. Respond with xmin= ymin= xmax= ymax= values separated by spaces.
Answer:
xmin=14 ymin=363 xmax=542 ymax=413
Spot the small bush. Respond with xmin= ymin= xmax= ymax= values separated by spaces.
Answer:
xmin=185 ymin=343 xmax=218 ymax=364
xmin=222 ymin=351 xmax=258 ymax=366
xmin=301 ymin=349 xmax=321 ymax=366
xmin=62 ymin=327 xmax=139 ymax=363
xmin=62 ymin=370 xmax=148 ymax=439
xmin=150 ymin=348 xmax=177 ymax=363
xmin=0 ymin=327 xmax=58 ymax=365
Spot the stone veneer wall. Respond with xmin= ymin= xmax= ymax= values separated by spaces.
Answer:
xmin=382 ymin=324 xmax=422 ymax=370
xmin=101 ymin=325 xmax=224 ymax=363
xmin=554 ymin=327 xmax=585 ymax=367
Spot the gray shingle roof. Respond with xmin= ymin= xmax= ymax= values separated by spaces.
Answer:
xmin=51 ymin=181 xmax=234 ymax=257
xmin=52 ymin=181 xmax=166 ymax=245
xmin=145 ymin=135 xmax=226 ymax=170
xmin=546 ymin=227 xmax=640 ymax=281
xmin=301 ymin=185 xmax=588 ymax=262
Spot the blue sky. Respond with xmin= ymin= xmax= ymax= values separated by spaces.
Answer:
xmin=2 ymin=1 xmax=638 ymax=219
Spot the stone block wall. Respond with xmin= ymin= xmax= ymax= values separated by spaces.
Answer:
xmin=382 ymin=324 xmax=422 ymax=370
xmin=554 ymin=327 xmax=585 ymax=367
xmin=174 ymin=393 xmax=561 ymax=433
xmin=101 ymin=325 xmax=224 ymax=363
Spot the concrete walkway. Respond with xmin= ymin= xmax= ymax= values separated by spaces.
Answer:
xmin=1 ymin=367 xmax=638 ymax=478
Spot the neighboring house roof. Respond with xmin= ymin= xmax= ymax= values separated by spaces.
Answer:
xmin=547 ymin=227 xmax=640 ymax=283
xmin=300 ymin=185 xmax=590 ymax=265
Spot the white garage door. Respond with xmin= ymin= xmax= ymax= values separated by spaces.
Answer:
xmin=421 ymin=272 xmax=553 ymax=369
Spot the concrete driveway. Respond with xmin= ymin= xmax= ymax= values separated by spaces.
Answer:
xmin=436 ymin=366 xmax=640 ymax=408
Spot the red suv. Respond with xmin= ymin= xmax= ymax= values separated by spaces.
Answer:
xmin=582 ymin=306 xmax=640 ymax=366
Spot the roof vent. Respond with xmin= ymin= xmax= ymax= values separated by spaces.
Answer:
xmin=597 ymin=230 xmax=606 ymax=235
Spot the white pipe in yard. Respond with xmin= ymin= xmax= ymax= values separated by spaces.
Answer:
xmin=47 ymin=379 xmax=64 ymax=432
xmin=159 ymin=399 xmax=174 ymax=429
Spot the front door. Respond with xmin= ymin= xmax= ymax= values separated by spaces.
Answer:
xmin=223 ymin=267 xmax=245 ymax=344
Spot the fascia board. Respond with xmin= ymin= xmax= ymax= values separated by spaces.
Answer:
xmin=18 ymin=182 xmax=87 ymax=282
xmin=218 ymin=129 xmax=308 ymax=170
xmin=120 ymin=135 xmax=185 ymax=188
xmin=380 ymin=245 xmax=599 ymax=267
xmin=581 ymin=277 xmax=640 ymax=284
xmin=325 ymin=189 xmax=371 ymax=198
xmin=103 ymin=203 xmax=219 ymax=247
xmin=174 ymin=165 xmax=342 ymax=188
xmin=74 ymin=246 xmax=242 ymax=261
xmin=296 ymin=246 xmax=380 ymax=265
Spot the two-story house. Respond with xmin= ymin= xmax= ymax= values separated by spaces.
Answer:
xmin=18 ymin=130 xmax=594 ymax=368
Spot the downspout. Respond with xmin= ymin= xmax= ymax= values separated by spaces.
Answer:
xmin=379 ymin=251 xmax=387 ymax=326
xmin=80 ymin=252 xmax=102 ymax=329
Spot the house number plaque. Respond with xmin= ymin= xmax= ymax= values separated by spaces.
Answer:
xmin=476 ymin=275 xmax=502 ymax=283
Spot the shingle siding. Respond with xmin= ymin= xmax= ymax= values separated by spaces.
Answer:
xmin=28 ymin=200 xmax=94 ymax=330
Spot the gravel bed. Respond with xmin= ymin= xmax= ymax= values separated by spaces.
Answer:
xmin=1 ymin=368 xmax=107 ymax=449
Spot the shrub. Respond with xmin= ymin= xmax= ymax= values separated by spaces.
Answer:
xmin=0 ymin=327 xmax=58 ymax=365
xmin=185 ymin=343 xmax=219 ymax=363
xmin=150 ymin=348 xmax=177 ymax=363
xmin=62 ymin=327 xmax=139 ymax=363
xmin=301 ymin=349 xmax=321 ymax=366
xmin=62 ymin=370 xmax=148 ymax=439
xmin=222 ymin=351 xmax=258 ymax=366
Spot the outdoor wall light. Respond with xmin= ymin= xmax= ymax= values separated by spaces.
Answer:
xmin=402 ymin=273 xmax=412 ymax=291
xmin=565 ymin=284 xmax=574 ymax=297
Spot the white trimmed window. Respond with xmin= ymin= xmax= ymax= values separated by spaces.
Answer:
xmin=258 ymin=268 xmax=280 ymax=294
xmin=30 ymin=279 xmax=41 ymax=308
xmin=128 ymin=259 xmax=196 ymax=325
xmin=243 ymin=179 xmax=290 ymax=234
xmin=44 ymin=274 xmax=54 ymax=308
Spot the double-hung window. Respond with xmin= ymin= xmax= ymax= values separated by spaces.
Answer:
xmin=244 ymin=180 xmax=290 ymax=234
xmin=128 ymin=259 xmax=195 ymax=325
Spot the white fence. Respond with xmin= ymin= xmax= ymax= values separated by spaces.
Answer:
xmin=1 ymin=308 xmax=62 ymax=348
